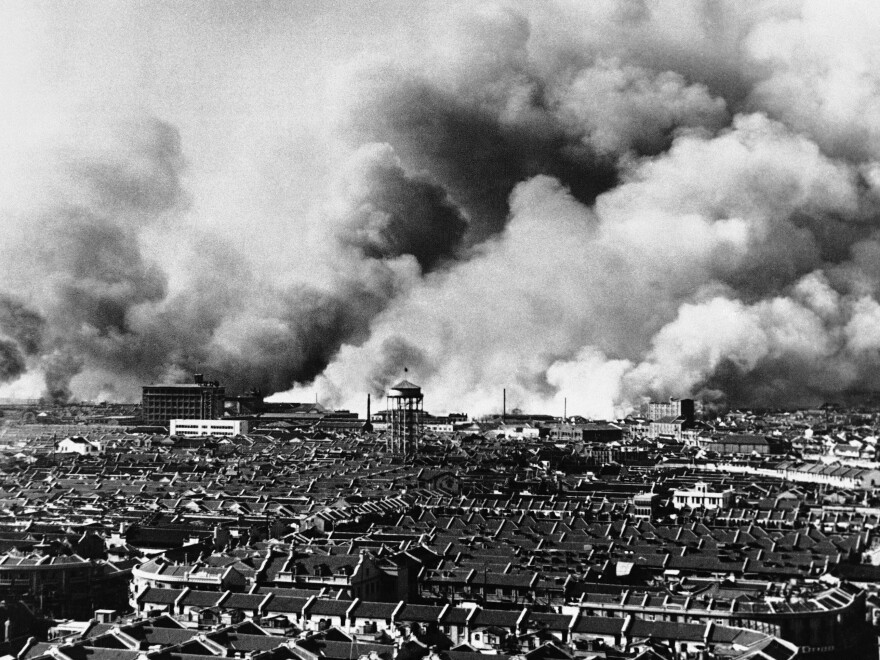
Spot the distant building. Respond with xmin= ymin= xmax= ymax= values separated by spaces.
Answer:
xmin=672 ymin=481 xmax=735 ymax=510
xmin=0 ymin=553 xmax=130 ymax=619
xmin=551 ymin=422 xmax=624 ymax=443
xmin=577 ymin=443 xmax=651 ymax=466
xmin=131 ymin=556 xmax=247 ymax=594
xmin=55 ymin=436 xmax=102 ymax=456
xmin=170 ymin=419 xmax=249 ymax=437
xmin=632 ymin=492 xmax=660 ymax=519
xmin=387 ymin=379 xmax=423 ymax=454
xmin=223 ymin=388 xmax=264 ymax=415
xmin=492 ymin=422 xmax=541 ymax=439
xmin=423 ymin=417 xmax=454 ymax=434
xmin=763 ymin=461 xmax=880 ymax=490
xmin=254 ymin=402 xmax=358 ymax=427
xmin=142 ymin=374 xmax=224 ymax=426
xmin=647 ymin=416 xmax=688 ymax=441
xmin=645 ymin=399 xmax=696 ymax=440
xmin=703 ymin=433 xmax=780 ymax=455
xmin=648 ymin=398 xmax=695 ymax=423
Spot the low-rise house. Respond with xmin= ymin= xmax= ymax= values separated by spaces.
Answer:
xmin=672 ymin=482 xmax=735 ymax=510
xmin=54 ymin=437 xmax=102 ymax=456
xmin=131 ymin=556 xmax=248 ymax=596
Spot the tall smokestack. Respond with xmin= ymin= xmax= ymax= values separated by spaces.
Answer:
xmin=362 ymin=392 xmax=374 ymax=434
xmin=503 ymin=388 xmax=506 ymax=422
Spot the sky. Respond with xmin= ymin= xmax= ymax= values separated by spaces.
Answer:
xmin=3 ymin=0 xmax=880 ymax=418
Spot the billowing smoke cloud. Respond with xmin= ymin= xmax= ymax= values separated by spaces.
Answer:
xmin=333 ymin=144 xmax=467 ymax=271
xmin=339 ymin=6 xmax=731 ymax=243
xmin=0 ymin=341 xmax=26 ymax=384
xmin=0 ymin=295 xmax=44 ymax=357
xmin=0 ymin=116 xmax=436 ymax=400
xmin=302 ymin=107 xmax=880 ymax=416
xmin=0 ymin=295 xmax=44 ymax=386
xmin=7 ymin=1 xmax=880 ymax=415
xmin=0 ymin=117 xmax=179 ymax=400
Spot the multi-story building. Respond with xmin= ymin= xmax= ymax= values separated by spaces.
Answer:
xmin=632 ymin=492 xmax=660 ymax=519
xmin=648 ymin=417 xmax=688 ymax=440
xmin=131 ymin=557 xmax=248 ymax=596
xmin=0 ymin=553 xmax=130 ymax=620
xmin=170 ymin=419 xmax=248 ymax=437
xmin=672 ymin=481 xmax=735 ymax=510
xmin=648 ymin=398 xmax=695 ymax=423
xmin=141 ymin=374 xmax=224 ymax=426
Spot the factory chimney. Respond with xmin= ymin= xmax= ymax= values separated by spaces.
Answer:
xmin=362 ymin=393 xmax=374 ymax=434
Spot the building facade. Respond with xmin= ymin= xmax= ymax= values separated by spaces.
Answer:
xmin=170 ymin=419 xmax=249 ymax=437
xmin=648 ymin=398 xmax=695 ymax=422
xmin=142 ymin=375 xmax=225 ymax=426
xmin=551 ymin=423 xmax=624 ymax=443
xmin=672 ymin=481 xmax=735 ymax=510
xmin=0 ymin=554 xmax=130 ymax=620
xmin=648 ymin=417 xmax=687 ymax=440
xmin=54 ymin=437 xmax=102 ymax=456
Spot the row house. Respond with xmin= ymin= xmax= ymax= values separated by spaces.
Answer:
xmin=131 ymin=589 xmax=799 ymax=660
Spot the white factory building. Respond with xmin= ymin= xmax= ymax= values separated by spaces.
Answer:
xmin=170 ymin=419 xmax=249 ymax=438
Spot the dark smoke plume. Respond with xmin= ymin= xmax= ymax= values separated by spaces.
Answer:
xmin=334 ymin=144 xmax=468 ymax=272
xmin=0 ymin=341 xmax=26 ymax=384
xmin=0 ymin=295 xmax=44 ymax=356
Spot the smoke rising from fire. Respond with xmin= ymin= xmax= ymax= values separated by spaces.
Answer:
xmin=4 ymin=1 xmax=880 ymax=415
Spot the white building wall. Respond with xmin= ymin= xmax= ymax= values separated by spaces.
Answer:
xmin=170 ymin=419 xmax=248 ymax=437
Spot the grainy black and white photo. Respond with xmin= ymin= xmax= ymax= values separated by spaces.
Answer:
xmin=0 ymin=2 xmax=878 ymax=659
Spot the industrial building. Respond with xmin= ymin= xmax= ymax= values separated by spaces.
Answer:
xmin=646 ymin=397 xmax=696 ymax=441
xmin=141 ymin=374 xmax=224 ymax=426
xmin=550 ymin=421 xmax=624 ymax=442
xmin=648 ymin=397 xmax=695 ymax=422
xmin=169 ymin=419 xmax=249 ymax=437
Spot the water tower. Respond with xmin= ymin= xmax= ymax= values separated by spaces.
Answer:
xmin=387 ymin=378 xmax=423 ymax=454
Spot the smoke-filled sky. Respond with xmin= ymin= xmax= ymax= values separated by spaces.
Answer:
xmin=4 ymin=0 xmax=880 ymax=416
